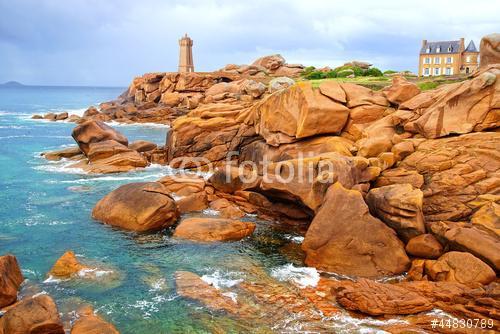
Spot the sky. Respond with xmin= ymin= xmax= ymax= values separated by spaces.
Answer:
xmin=0 ymin=0 xmax=499 ymax=86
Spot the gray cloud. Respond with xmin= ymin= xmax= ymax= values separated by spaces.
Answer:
xmin=0 ymin=0 xmax=498 ymax=86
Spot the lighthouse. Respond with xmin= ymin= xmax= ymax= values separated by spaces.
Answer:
xmin=178 ymin=34 xmax=194 ymax=73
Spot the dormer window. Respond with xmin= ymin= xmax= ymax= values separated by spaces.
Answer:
xmin=447 ymin=46 xmax=452 ymax=52
xmin=436 ymin=46 xmax=441 ymax=53
xmin=426 ymin=47 xmax=430 ymax=53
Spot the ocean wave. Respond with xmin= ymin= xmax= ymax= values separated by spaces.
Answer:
xmin=270 ymin=264 xmax=320 ymax=288
xmin=33 ymin=160 xmax=86 ymax=175
xmin=201 ymin=270 xmax=244 ymax=289
xmin=0 ymin=125 xmax=28 ymax=129
xmin=148 ymin=278 xmax=167 ymax=292
xmin=129 ymin=294 xmax=177 ymax=319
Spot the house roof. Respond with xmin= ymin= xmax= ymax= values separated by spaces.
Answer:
xmin=464 ymin=40 xmax=478 ymax=52
xmin=420 ymin=40 xmax=460 ymax=54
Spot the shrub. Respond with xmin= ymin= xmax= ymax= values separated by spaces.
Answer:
xmin=365 ymin=67 xmax=383 ymax=77
xmin=304 ymin=70 xmax=325 ymax=80
xmin=303 ymin=66 xmax=316 ymax=75
xmin=325 ymin=70 xmax=337 ymax=78
xmin=383 ymin=70 xmax=398 ymax=75
xmin=337 ymin=69 xmax=354 ymax=78
xmin=418 ymin=81 xmax=440 ymax=91
xmin=352 ymin=66 xmax=365 ymax=77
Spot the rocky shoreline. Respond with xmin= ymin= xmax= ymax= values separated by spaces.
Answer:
xmin=2 ymin=35 xmax=499 ymax=333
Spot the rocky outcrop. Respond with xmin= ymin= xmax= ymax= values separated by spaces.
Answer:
xmin=428 ymin=220 xmax=500 ymax=272
xmin=366 ymin=183 xmax=425 ymax=242
xmin=70 ymin=306 xmax=119 ymax=334
xmin=480 ymin=33 xmax=500 ymax=68
xmin=0 ymin=254 xmax=23 ymax=308
xmin=268 ymin=77 xmax=295 ymax=93
xmin=173 ymin=218 xmax=255 ymax=242
xmin=92 ymin=182 xmax=179 ymax=232
xmin=71 ymin=120 xmax=128 ymax=155
xmin=424 ymin=251 xmax=496 ymax=285
xmin=385 ymin=132 xmax=500 ymax=222
xmin=302 ymin=182 xmax=410 ymax=277
xmin=332 ymin=278 xmax=500 ymax=327
xmin=409 ymin=70 xmax=499 ymax=138
xmin=0 ymin=295 xmax=64 ymax=334
xmin=42 ymin=146 xmax=82 ymax=161
xmin=333 ymin=278 xmax=433 ymax=315
xmin=251 ymin=82 xmax=349 ymax=146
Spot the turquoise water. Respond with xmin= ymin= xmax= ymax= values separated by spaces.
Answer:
xmin=0 ymin=86 xmax=320 ymax=333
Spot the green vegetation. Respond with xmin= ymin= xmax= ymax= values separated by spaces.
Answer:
xmin=302 ymin=65 xmax=384 ymax=81
xmin=383 ymin=70 xmax=398 ymax=75
xmin=417 ymin=81 xmax=440 ymax=91
xmin=308 ymin=76 xmax=391 ymax=90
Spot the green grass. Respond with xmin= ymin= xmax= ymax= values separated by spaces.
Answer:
xmin=308 ymin=76 xmax=391 ymax=90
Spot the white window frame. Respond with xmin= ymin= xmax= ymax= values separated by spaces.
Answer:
xmin=426 ymin=47 xmax=431 ymax=53
xmin=466 ymin=56 xmax=471 ymax=63
xmin=446 ymin=57 xmax=452 ymax=64
xmin=445 ymin=68 xmax=451 ymax=75
xmin=424 ymin=57 xmax=430 ymax=64
xmin=436 ymin=46 xmax=441 ymax=53
xmin=424 ymin=68 xmax=430 ymax=76
xmin=434 ymin=57 xmax=441 ymax=64
xmin=434 ymin=68 xmax=440 ymax=75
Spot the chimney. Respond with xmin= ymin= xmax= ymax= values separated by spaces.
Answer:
xmin=422 ymin=39 xmax=427 ymax=48
xmin=459 ymin=38 xmax=465 ymax=52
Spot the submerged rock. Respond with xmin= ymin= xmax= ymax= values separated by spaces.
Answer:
xmin=302 ymin=182 xmax=410 ymax=277
xmin=0 ymin=254 xmax=24 ymax=308
xmin=174 ymin=218 xmax=255 ymax=242
xmin=92 ymin=182 xmax=179 ymax=232
xmin=48 ymin=251 xmax=88 ymax=278
xmin=0 ymin=295 xmax=65 ymax=334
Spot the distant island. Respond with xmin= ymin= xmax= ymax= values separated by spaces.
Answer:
xmin=0 ymin=81 xmax=24 ymax=87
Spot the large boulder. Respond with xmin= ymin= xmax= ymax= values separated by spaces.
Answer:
xmin=0 ymin=254 xmax=23 ymax=308
xmin=382 ymin=76 xmax=420 ymax=105
xmin=251 ymin=82 xmax=349 ymax=146
xmin=251 ymin=54 xmax=285 ymax=71
xmin=173 ymin=217 xmax=255 ymax=242
xmin=82 ymin=140 xmax=148 ymax=174
xmin=470 ymin=201 xmax=500 ymax=236
xmin=405 ymin=234 xmax=443 ymax=259
xmin=366 ymin=184 xmax=425 ymax=242
xmin=0 ymin=295 xmax=64 ymax=334
xmin=70 ymin=306 xmax=119 ymax=334
xmin=480 ymin=33 xmax=500 ymax=68
xmin=424 ymin=251 xmax=496 ymax=285
xmin=259 ymin=153 xmax=380 ymax=212
xmin=71 ymin=120 xmax=128 ymax=155
xmin=302 ymin=182 xmax=410 ymax=277
xmin=92 ymin=182 xmax=179 ymax=232
xmin=409 ymin=70 xmax=499 ymax=138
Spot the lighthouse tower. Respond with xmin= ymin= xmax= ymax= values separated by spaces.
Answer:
xmin=178 ymin=34 xmax=194 ymax=73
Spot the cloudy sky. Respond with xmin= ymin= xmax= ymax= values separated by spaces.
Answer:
xmin=0 ymin=0 xmax=499 ymax=86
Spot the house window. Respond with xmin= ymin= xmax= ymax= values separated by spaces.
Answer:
xmin=424 ymin=68 xmax=430 ymax=76
xmin=426 ymin=47 xmax=431 ymax=53
xmin=466 ymin=56 xmax=471 ymax=63
xmin=434 ymin=57 xmax=441 ymax=64
xmin=447 ymin=46 xmax=452 ymax=52
xmin=445 ymin=68 xmax=451 ymax=75
xmin=436 ymin=46 xmax=441 ymax=53
xmin=446 ymin=57 xmax=452 ymax=64
xmin=434 ymin=68 xmax=440 ymax=75
xmin=424 ymin=57 xmax=430 ymax=64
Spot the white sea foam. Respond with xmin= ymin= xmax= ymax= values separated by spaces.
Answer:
xmin=78 ymin=268 xmax=114 ymax=278
xmin=43 ymin=275 xmax=66 ymax=284
xmin=148 ymin=278 xmax=167 ymax=292
xmin=284 ymin=235 xmax=305 ymax=244
xmin=33 ymin=160 xmax=86 ymax=175
xmin=202 ymin=208 xmax=220 ymax=216
xmin=270 ymin=264 xmax=320 ymax=288
xmin=0 ymin=125 xmax=27 ymax=129
xmin=201 ymin=271 xmax=244 ymax=289
xmin=106 ymin=120 xmax=170 ymax=129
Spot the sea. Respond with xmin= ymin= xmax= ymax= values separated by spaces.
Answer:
xmin=0 ymin=85 xmax=402 ymax=333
